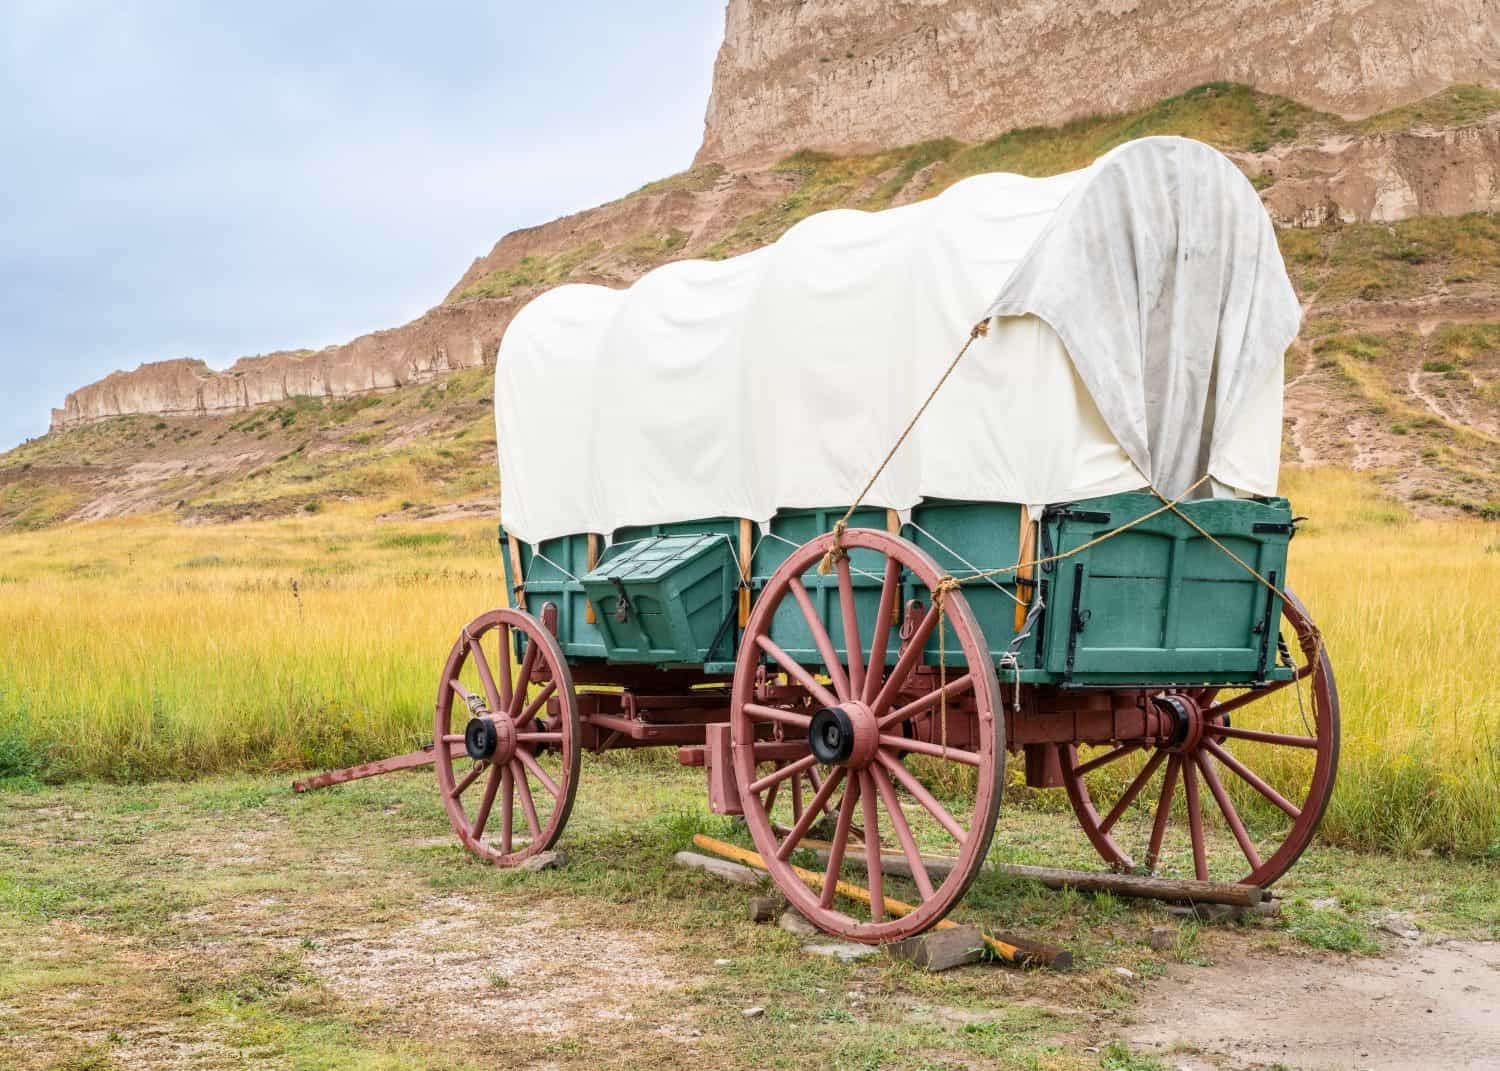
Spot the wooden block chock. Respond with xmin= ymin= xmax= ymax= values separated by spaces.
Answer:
xmin=887 ymin=925 xmax=986 ymax=972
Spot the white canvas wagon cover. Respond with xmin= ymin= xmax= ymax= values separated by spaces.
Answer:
xmin=495 ymin=137 xmax=1299 ymax=544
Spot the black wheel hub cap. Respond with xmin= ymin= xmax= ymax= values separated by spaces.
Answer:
xmin=809 ymin=706 xmax=855 ymax=765
xmin=465 ymin=716 xmax=499 ymax=761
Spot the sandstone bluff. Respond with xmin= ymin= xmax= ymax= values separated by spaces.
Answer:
xmin=48 ymin=0 xmax=1500 ymax=431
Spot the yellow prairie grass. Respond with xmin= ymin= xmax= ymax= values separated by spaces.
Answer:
xmin=0 ymin=469 xmax=1496 ymax=857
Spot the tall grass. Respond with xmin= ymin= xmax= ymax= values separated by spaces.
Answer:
xmin=0 ymin=470 xmax=1496 ymax=857
xmin=0 ymin=513 xmax=503 ymax=780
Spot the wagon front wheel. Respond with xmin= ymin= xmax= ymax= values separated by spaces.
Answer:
xmin=434 ymin=605 xmax=581 ymax=867
xmin=731 ymin=528 xmax=1004 ymax=944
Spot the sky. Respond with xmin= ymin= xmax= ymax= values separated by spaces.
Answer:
xmin=0 ymin=2 xmax=725 ymax=450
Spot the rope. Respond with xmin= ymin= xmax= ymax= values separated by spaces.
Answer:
xmin=818 ymin=318 xmax=991 ymax=575
xmin=1146 ymin=488 xmax=1324 ymax=665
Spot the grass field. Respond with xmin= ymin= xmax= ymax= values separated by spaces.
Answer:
xmin=2 ymin=764 xmax=1497 ymax=1071
xmin=0 ymin=468 xmax=1497 ymax=861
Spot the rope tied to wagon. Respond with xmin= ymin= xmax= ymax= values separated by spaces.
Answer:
xmin=817 ymin=319 xmax=991 ymax=576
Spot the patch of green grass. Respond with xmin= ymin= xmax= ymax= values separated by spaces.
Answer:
xmin=1356 ymin=84 xmax=1500 ymax=133
xmin=446 ymin=242 xmax=603 ymax=304
xmin=376 ymin=531 xmax=455 ymax=551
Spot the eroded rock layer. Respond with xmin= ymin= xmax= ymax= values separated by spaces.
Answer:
xmin=696 ymin=0 xmax=1500 ymax=165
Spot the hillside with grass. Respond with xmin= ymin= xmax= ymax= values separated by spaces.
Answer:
xmin=10 ymin=84 xmax=1500 ymax=528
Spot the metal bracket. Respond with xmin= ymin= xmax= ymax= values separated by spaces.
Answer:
xmin=609 ymin=577 xmax=633 ymax=623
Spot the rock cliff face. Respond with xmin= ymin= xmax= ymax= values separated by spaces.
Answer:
xmin=696 ymin=0 xmax=1500 ymax=164
xmin=50 ymin=301 xmax=511 ymax=430
xmin=44 ymin=0 xmax=1500 ymax=433
xmin=1246 ymin=113 xmax=1500 ymax=226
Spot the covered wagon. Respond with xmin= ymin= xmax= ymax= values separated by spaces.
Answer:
xmin=323 ymin=137 xmax=1338 ymax=944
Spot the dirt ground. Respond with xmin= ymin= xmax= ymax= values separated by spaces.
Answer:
xmin=2 ymin=768 xmax=1497 ymax=1070
xmin=1127 ymin=940 xmax=1500 ymax=1069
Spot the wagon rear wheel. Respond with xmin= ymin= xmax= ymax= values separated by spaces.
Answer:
xmin=1060 ymin=591 xmax=1338 ymax=888
xmin=731 ymin=528 xmax=1004 ymax=944
xmin=435 ymin=605 xmax=581 ymax=867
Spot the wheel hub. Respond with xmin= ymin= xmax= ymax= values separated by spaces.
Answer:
xmin=808 ymin=701 xmax=878 ymax=768
xmin=464 ymin=714 xmax=516 ymax=764
xmin=1153 ymin=693 xmax=1205 ymax=753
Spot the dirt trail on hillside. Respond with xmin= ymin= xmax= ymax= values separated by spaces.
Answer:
xmin=1127 ymin=940 xmax=1500 ymax=1069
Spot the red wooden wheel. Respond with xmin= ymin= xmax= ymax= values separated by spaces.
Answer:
xmin=1060 ymin=591 xmax=1339 ymax=887
xmin=731 ymin=528 xmax=1004 ymax=943
xmin=434 ymin=605 xmax=581 ymax=866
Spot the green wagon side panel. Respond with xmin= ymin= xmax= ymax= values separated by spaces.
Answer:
xmin=582 ymin=533 xmax=739 ymax=664
xmin=751 ymin=506 xmax=893 ymax=671
xmin=908 ymin=499 xmax=1028 ymax=668
xmin=499 ymin=528 xmax=606 ymax=660
xmin=1036 ymin=494 xmax=1293 ymax=686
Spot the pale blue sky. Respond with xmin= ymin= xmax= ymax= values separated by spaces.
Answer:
xmin=0 ymin=2 xmax=725 ymax=449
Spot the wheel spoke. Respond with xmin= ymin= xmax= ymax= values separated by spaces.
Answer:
xmin=467 ymin=635 xmax=505 ymax=715
xmin=515 ymin=681 xmax=557 ymax=730
xmin=776 ymin=767 xmax=845 ymax=860
xmin=876 ymin=751 xmax=967 ymax=845
xmin=878 ymin=734 xmax=981 ymax=766
xmin=470 ymin=764 xmax=502 ymax=841
xmin=790 ymin=766 xmax=805 ymax=819
xmin=862 ymin=557 xmax=902 ymax=704
xmin=1204 ymin=740 xmax=1301 ymax=819
xmin=496 ymin=624 xmax=514 ymax=710
xmin=870 ymin=604 xmax=942 ymax=715
xmin=452 ymin=760 xmax=487 ymax=798
xmin=513 ymin=760 xmax=542 ymax=839
xmin=1182 ymin=757 xmax=1209 ymax=881
xmin=870 ymin=763 xmax=935 ymax=900
xmin=755 ymin=635 xmax=840 ymax=710
xmin=442 ymin=733 xmax=466 ymax=744
xmin=859 ymin=771 xmax=884 ymax=922
xmin=789 ymin=578 xmax=851 ymax=701
xmin=1098 ymin=750 xmax=1168 ymax=834
xmin=1206 ymin=679 xmax=1293 ymax=719
xmin=516 ymin=748 xmax=561 ymax=799
xmin=499 ymin=764 xmax=514 ymax=854
xmin=1074 ymin=742 xmax=1142 ymax=778
xmin=508 ymin=634 xmax=540 ymax=717
xmin=876 ymin=673 xmax=973 ymax=730
xmin=743 ymin=702 xmax=813 ymax=731
xmin=1210 ymin=723 xmax=1319 ymax=749
xmin=449 ymin=679 xmax=480 ymax=708
xmin=835 ymin=559 xmax=865 ymax=700
xmin=749 ymin=753 xmax=819 ymax=795
xmin=1146 ymin=755 xmax=1181 ymax=872
xmin=820 ymin=775 xmax=862 ymax=908
xmin=1197 ymin=751 xmax=1262 ymax=871
xmin=515 ymin=731 xmax=563 ymax=743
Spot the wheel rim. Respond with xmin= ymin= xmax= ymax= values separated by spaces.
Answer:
xmin=434 ymin=606 xmax=580 ymax=866
xmin=731 ymin=528 xmax=1003 ymax=943
xmin=1061 ymin=591 xmax=1339 ymax=887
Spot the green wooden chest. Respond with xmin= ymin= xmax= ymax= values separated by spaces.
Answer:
xmin=581 ymin=533 xmax=740 ymax=664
